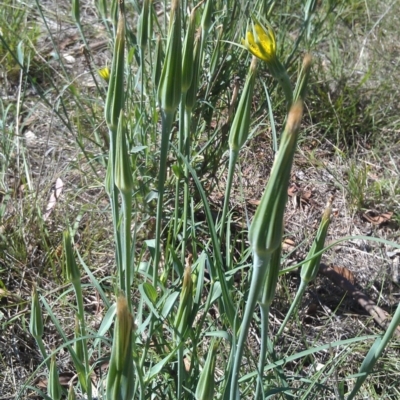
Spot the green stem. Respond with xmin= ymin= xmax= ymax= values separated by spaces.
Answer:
xmin=120 ymin=191 xmax=132 ymax=311
xmin=220 ymin=149 xmax=239 ymax=242
xmin=230 ymin=252 xmax=271 ymax=398
xmin=182 ymin=106 xmax=192 ymax=264
xmin=174 ymin=98 xmax=185 ymax=259
xmin=73 ymin=279 xmax=92 ymax=399
xmin=176 ymin=342 xmax=184 ymax=399
xmin=255 ymin=303 xmax=270 ymax=400
xmin=35 ymin=336 xmax=50 ymax=370
xmin=153 ymin=110 xmax=174 ymax=286
xmin=133 ymin=351 xmax=145 ymax=400
xmin=347 ymin=301 xmax=400 ymax=399
xmin=276 ymin=280 xmax=307 ymax=339
xmin=140 ymin=46 xmax=146 ymax=146
xmin=106 ymin=130 xmax=123 ymax=289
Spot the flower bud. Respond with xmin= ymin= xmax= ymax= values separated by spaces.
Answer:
xmin=195 ymin=339 xmax=219 ymax=400
xmin=182 ymin=7 xmax=198 ymax=93
xmin=229 ymin=57 xmax=258 ymax=152
xmin=29 ymin=285 xmax=43 ymax=339
xmin=48 ymin=354 xmax=62 ymax=400
xmin=106 ymin=295 xmax=135 ymax=399
xmin=63 ymin=231 xmax=80 ymax=287
xmin=300 ymin=196 xmax=333 ymax=283
xmin=138 ymin=0 xmax=151 ymax=49
xmin=114 ymin=111 xmax=133 ymax=194
xmin=174 ymin=266 xmax=193 ymax=335
xmin=105 ymin=2 xmax=125 ymax=132
xmin=249 ymin=101 xmax=303 ymax=255
xmin=157 ymin=0 xmax=182 ymax=113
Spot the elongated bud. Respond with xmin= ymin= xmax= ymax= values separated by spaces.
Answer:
xmin=106 ymin=295 xmax=135 ymax=400
xmin=105 ymin=1 xmax=125 ymax=132
xmin=48 ymin=354 xmax=62 ymax=400
xmin=174 ymin=266 xmax=193 ymax=335
xmin=68 ymin=384 xmax=77 ymax=400
xmin=300 ymin=196 xmax=333 ymax=283
xmin=30 ymin=285 xmax=43 ymax=338
xmin=229 ymin=56 xmax=258 ymax=152
xmin=260 ymin=245 xmax=281 ymax=307
xmin=72 ymin=0 xmax=80 ymax=24
xmin=74 ymin=315 xmax=84 ymax=363
xmin=201 ymin=0 xmax=213 ymax=35
xmin=110 ymin=0 xmax=119 ymax=31
xmin=209 ymin=25 xmax=222 ymax=79
xmin=294 ymin=53 xmax=312 ymax=102
xmin=153 ymin=35 xmax=163 ymax=88
xmin=157 ymin=0 xmax=182 ymax=113
xmin=115 ymin=295 xmax=133 ymax=370
xmin=63 ymin=231 xmax=80 ymax=286
xmin=138 ymin=0 xmax=151 ymax=49
xmin=114 ymin=111 xmax=133 ymax=194
xmin=185 ymin=28 xmax=202 ymax=111
xmin=195 ymin=339 xmax=219 ymax=400
xmin=249 ymin=101 xmax=303 ymax=255
xmin=182 ymin=7 xmax=198 ymax=93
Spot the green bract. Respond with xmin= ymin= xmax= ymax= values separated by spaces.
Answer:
xmin=106 ymin=295 xmax=135 ymax=400
xmin=157 ymin=0 xmax=182 ymax=113
xmin=196 ymin=339 xmax=219 ymax=400
xmin=249 ymin=101 xmax=303 ymax=255
xmin=29 ymin=285 xmax=43 ymax=339
xmin=105 ymin=4 xmax=125 ymax=132
xmin=228 ymin=57 xmax=258 ymax=152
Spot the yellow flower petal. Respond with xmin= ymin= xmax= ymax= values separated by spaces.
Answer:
xmin=254 ymin=23 xmax=276 ymax=60
xmin=241 ymin=18 xmax=293 ymax=107
xmin=242 ymin=20 xmax=277 ymax=63
xmin=98 ymin=67 xmax=110 ymax=82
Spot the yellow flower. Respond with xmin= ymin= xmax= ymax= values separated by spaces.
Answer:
xmin=242 ymin=20 xmax=276 ymax=63
xmin=242 ymin=18 xmax=293 ymax=108
xmin=98 ymin=66 xmax=110 ymax=82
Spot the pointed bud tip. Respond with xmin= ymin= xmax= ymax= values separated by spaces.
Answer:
xmin=303 ymin=53 xmax=312 ymax=69
xmin=117 ymin=294 xmax=129 ymax=315
xmin=116 ymin=294 xmax=133 ymax=342
xmin=287 ymin=100 xmax=303 ymax=134
xmin=183 ymin=265 xmax=192 ymax=287
xmin=250 ymin=56 xmax=258 ymax=71
xmin=323 ymin=195 xmax=334 ymax=220
xmin=171 ymin=0 xmax=180 ymax=11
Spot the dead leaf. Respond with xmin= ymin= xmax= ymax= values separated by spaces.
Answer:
xmin=362 ymin=210 xmax=393 ymax=225
xmin=248 ymin=199 xmax=261 ymax=206
xmin=331 ymin=265 xmax=356 ymax=285
xmin=44 ymin=178 xmax=64 ymax=221
xmin=62 ymin=53 xmax=76 ymax=63
xmin=301 ymin=190 xmax=312 ymax=201
xmin=59 ymin=34 xmax=80 ymax=50
xmin=35 ymin=372 xmax=75 ymax=389
xmin=282 ymin=238 xmax=296 ymax=252
xmin=287 ymin=184 xmax=298 ymax=197
xmin=184 ymin=357 xmax=191 ymax=372
xmin=306 ymin=303 xmax=318 ymax=315
xmin=35 ymin=377 xmax=47 ymax=389
xmin=0 ymin=288 xmax=23 ymax=303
